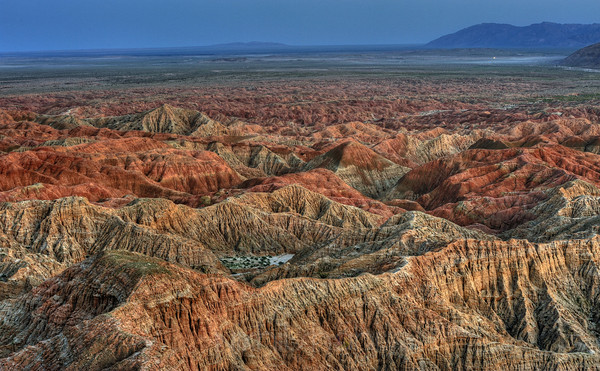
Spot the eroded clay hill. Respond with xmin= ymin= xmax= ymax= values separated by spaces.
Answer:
xmin=2 ymin=244 xmax=600 ymax=370
xmin=2 ymin=101 xmax=600 ymax=370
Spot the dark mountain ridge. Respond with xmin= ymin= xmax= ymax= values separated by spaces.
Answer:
xmin=427 ymin=22 xmax=600 ymax=49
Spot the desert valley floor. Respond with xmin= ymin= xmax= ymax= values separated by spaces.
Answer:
xmin=1 ymin=52 xmax=600 ymax=369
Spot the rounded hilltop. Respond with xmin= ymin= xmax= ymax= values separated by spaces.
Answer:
xmin=562 ymin=42 xmax=600 ymax=69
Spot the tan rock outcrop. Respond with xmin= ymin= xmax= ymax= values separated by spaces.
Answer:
xmin=2 ymin=239 xmax=600 ymax=370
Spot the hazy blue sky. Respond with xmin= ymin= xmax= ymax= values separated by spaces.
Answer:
xmin=1 ymin=0 xmax=600 ymax=52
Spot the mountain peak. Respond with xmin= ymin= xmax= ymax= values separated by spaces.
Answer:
xmin=427 ymin=22 xmax=600 ymax=49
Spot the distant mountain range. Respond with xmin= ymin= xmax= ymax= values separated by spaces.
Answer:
xmin=427 ymin=22 xmax=600 ymax=49
xmin=208 ymin=42 xmax=289 ymax=49
xmin=561 ymin=42 xmax=600 ymax=69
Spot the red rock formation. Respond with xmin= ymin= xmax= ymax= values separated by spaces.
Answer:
xmin=304 ymin=140 xmax=410 ymax=198
xmin=310 ymin=121 xmax=393 ymax=143
xmin=0 ymin=136 xmax=242 ymax=204
xmin=2 ymin=90 xmax=600 ymax=370
xmin=240 ymin=169 xmax=401 ymax=218
xmin=388 ymin=145 xmax=600 ymax=231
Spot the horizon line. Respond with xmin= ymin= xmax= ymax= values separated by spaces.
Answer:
xmin=0 ymin=42 xmax=429 ymax=55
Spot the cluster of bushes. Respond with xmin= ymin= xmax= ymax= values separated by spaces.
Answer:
xmin=221 ymin=255 xmax=272 ymax=269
